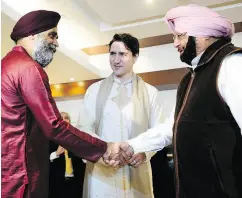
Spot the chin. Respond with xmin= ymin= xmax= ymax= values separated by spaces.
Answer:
xmin=113 ymin=71 xmax=124 ymax=77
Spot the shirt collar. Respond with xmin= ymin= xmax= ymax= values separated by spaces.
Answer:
xmin=191 ymin=51 xmax=205 ymax=68
xmin=113 ymin=74 xmax=133 ymax=85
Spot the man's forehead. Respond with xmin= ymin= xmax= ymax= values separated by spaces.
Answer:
xmin=173 ymin=31 xmax=182 ymax=35
xmin=110 ymin=41 xmax=130 ymax=52
xmin=45 ymin=27 xmax=58 ymax=34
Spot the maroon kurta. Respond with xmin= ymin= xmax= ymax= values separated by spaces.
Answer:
xmin=1 ymin=46 xmax=107 ymax=198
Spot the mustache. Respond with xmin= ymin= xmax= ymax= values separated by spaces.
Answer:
xmin=48 ymin=43 xmax=57 ymax=53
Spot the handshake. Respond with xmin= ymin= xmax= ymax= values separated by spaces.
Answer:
xmin=102 ymin=142 xmax=146 ymax=169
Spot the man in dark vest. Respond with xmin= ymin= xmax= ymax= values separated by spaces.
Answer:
xmin=120 ymin=4 xmax=242 ymax=198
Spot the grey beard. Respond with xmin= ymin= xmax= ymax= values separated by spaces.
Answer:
xmin=33 ymin=39 xmax=56 ymax=68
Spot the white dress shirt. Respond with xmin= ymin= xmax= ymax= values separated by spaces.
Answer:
xmin=128 ymin=53 xmax=242 ymax=153
xmin=50 ymin=151 xmax=59 ymax=162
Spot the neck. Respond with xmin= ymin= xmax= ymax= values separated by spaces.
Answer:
xmin=196 ymin=37 xmax=219 ymax=56
xmin=17 ymin=41 xmax=34 ymax=59
xmin=115 ymin=71 xmax=133 ymax=83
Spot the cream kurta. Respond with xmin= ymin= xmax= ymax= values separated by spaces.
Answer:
xmin=77 ymin=77 xmax=161 ymax=198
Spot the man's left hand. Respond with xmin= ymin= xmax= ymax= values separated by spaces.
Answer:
xmin=128 ymin=153 xmax=146 ymax=168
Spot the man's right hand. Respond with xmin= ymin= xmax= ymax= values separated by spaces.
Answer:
xmin=120 ymin=142 xmax=134 ymax=158
xmin=103 ymin=143 xmax=122 ymax=168
xmin=102 ymin=142 xmax=134 ymax=169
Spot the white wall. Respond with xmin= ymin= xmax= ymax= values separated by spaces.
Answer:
xmin=157 ymin=90 xmax=177 ymax=122
xmin=89 ymin=33 xmax=242 ymax=77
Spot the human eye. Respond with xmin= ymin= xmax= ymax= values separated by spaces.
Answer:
xmin=48 ymin=32 xmax=58 ymax=39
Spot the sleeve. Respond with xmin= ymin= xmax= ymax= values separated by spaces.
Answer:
xmin=50 ymin=151 xmax=59 ymax=162
xmin=76 ymin=84 xmax=107 ymax=165
xmin=128 ymin=108 xmax=174 ymax=154
xmin=144 ymin=89 xmax=161 ymax=162
xmin=217 ymin=53 xmax=242 ymax=133
xmin=76 ymin=86 xmax=100 ymax=139
xmin=19 ymin=65 xmax=107 ymax=163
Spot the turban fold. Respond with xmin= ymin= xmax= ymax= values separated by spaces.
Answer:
xmin=165 ymin=4 xmax=234 ymax=38
xmin=11 ymin=10 xmax=61 ymax=41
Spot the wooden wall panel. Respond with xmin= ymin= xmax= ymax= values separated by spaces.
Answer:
xmin=51 ymin=68 xmax=188 ymax=98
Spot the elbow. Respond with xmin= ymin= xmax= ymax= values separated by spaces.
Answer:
xmin=43 ymin=129 xmax=55 ymax=140
xmin=42 ymin=119 xmax=65 ymax=140
xmin=42 ymin=125 xmax=60 ymax=140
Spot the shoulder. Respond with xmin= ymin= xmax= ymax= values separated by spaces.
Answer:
xmin=85 ymin=79 xmax=105 ymax=100
xmin=221 ymin=53 xmax=242 ymax=72
xmin=223 ymin=52 xmax=242 ymax=64
xmin=2 ymin=50 xmax=47 ymax=81
xmin=144 ymin=82 xmax=159 ymax=103
xmin=86 ymin=79 xmax=103 ymax=93
xmin=218 ymin=53 xmax=242 ymax=88
xmin=4 ymin=50 xmax=38 ymax=70
xmin=144 ymin=82 xmax=158 ymax=96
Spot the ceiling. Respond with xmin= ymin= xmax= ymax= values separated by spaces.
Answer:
xmin=1 ymin=0 xmax=242 ymax=83
xmin=83 ymin=0 xmax=236 ymax=24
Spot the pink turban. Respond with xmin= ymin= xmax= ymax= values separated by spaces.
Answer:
xmin=165 ymin=4 xmax=234 ymax=38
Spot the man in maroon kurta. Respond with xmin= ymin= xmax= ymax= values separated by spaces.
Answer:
xmin=1 ymin=10 xmax=119 ymax=198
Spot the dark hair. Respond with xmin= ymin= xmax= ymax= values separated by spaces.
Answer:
xmin=14 ymin=37 xmax=23 ymax=44
xmin=108 ymin=33 xmax=139 ymax=56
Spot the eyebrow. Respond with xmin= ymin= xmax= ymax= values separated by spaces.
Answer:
xmin=48 ymin=31 xmax=58 ymax=39
xmin=109 ymin=51 xmax=128 ymax=55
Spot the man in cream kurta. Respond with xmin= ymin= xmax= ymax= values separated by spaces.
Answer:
xmin=76 ymin=33 xmax=161 ymax=198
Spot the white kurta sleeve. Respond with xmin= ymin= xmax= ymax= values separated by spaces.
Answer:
xmin=76 ymin=83 xmax=108 ymax=165
xmin=128 ymin=108 xmax=174 ymax=154
xmin=144 ymin=89 xmax=161 ymax=161
xmin=76 ymin=85 xmax=99 ymax=139
xmin=217 ymin=53 xmax=242 ymax=134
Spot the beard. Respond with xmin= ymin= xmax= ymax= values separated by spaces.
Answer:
xmin=180 ymin=36 xmax=197 ymax=66
xmin=32 ymin=38 xmax=56 ymax=68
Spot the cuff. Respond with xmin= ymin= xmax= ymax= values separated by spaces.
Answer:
xmin=127 ymin=139 xmax=140 ymax=154
xmin=50 ymin=151 xmax=59 ymax=162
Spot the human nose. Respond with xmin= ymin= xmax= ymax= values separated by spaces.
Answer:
xmin=53 ymin=38 xmax=59 ymax=47
xmin=114 ymin=55 xmax=121 ymax=63
xmin=173 ymin=38 xmax=180 ymax=48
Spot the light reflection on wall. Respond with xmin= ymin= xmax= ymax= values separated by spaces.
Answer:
xmin=50 ymin=80 xmax=101 ymax=98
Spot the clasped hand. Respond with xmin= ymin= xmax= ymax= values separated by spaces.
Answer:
xmin=102 ymin=142 xmax=146 ymax=169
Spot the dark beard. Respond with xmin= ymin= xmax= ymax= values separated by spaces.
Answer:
xmin=180 ymin=36 xmax=197 ymax=66
xmin=33 ymin=39 xmax=56 ymax=68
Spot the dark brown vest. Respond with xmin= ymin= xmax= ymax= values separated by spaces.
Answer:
xmin=173 ymin=38 xmax=242 ymax=198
